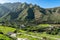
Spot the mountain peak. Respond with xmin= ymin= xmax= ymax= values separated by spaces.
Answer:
xmin=0 ymin=2 xmax=60 ymax=24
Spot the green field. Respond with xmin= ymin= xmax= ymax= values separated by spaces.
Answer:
xmin=0 ymin=26 xmax=16 ymax=40
xmin=0 ymin=34 xmax=12 ymax=40
xmin=38 ymin=24 xmax=50 ymax=27
xmin=17 ymin=30 xmax=60 ymax=40
xmin=0 ymin=26 xmax=16 ymax=34
xmin=0 ymin=25 xmax=60 ymax=40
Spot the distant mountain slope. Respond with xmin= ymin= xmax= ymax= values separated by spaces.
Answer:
xmin=0 ymin=2 xmax=60 ymax=24
xmin=0 ymin=5 xmax=10 ymax=17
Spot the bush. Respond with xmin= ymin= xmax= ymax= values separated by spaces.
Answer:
xmin=46 ymin=27 xmax=60 ymax=35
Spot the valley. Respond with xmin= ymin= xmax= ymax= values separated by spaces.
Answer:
xmin=0 ymin=2 xmax=60 ymax=40
xmin=0 ymin=24 xmax=60 ymax=40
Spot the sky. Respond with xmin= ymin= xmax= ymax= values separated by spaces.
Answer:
xmin=0 ymin=0 xmax=60 ymax=8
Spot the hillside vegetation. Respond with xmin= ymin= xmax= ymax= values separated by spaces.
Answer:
xmin=0 ymin=26 xmax=60 ymax=40
xmin=0 ymin=2 xmax=60 ymax=25
xmin=0 ymin=2 xmax=60 ymax=40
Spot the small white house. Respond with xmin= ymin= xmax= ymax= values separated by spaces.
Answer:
xmin=7 ymin=32 xmax=16 ymax=37
xmin=20 ymin=24 xmax=26 ymax=29
xmin=0 ymin=24 xmax=2 ymax=25
xmin=10 ymin=33 xmax=16 ymax=37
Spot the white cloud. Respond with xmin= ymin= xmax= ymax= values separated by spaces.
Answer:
xmin=0 ymin=0 xmax=7 ymax=3
xmin=0 ymin=0 xmax=20 ymax=3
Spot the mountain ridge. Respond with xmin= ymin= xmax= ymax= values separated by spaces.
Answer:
xmin=0 ymin=2 xmax=60 ymax=24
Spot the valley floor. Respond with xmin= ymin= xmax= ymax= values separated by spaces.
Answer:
xmin=0 ymin=24 xmax=60 ymax=40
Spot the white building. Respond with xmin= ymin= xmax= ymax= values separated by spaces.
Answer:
xmin=7 ymin=32 xmax=16 ymax=37
xmin=10 ymin=33 xmax=16 ymax=37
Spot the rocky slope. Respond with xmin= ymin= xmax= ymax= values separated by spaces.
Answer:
xmin=0 ymin=2 xmax=60 ymax=24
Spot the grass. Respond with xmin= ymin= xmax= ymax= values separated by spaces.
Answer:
xmin=0 ymin=25 xmax=60 ymax=40
xmin=0 ymin=26 xmax=16 ymax=34
xmin=0 ymin=26 xmax=16 ymax=40
xmin=37 ymin=24 xmax=50 ymax=27
xmin=17 ymin=30 xmax=60 ymax=40
xmin=0 ymin=34 xmax=12 ymax=40
xmin=17 ymin=34 xmax=40 ymax=40
xmin=28 ymin=32 xmax=60 ymax=40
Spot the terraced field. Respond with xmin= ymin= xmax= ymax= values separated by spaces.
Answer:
xmin=0 ymin=34 xmax=12 ymax=40
xmin=0 ymin=26 xmax=16 ymax=34
xmin=0 ymin=26 xmax=16 ymax=40
xmin=0 ymin=25 xmax=60 ymax=40
xmin=17 ymin=30 xmax=60 ymax=40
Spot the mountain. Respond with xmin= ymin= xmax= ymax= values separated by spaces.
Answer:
xmin=0 ymin=5 xmax=10 ymax=17
xmin=0 ymin=2 xmax=60 ymax=24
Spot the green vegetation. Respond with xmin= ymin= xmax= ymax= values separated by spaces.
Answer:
xmin=1 ymin=2 xmax=60 ymax=25
xmin=37 ymin=24 xmax=50 ymax=27
xmin=28 ymin=32 xmax=60 ymax=40
xmin=0 ymin=26 xmax=16 ymax=40
xmin=22 ymin=24 xmax=50 ymax=32
xmin=0 ymin=26 xmax=16 ymax=34
xmin=17 ymin=34 xmax=40 ymax=40
xmin=17 ymin=30 xmax=60 ymax=40
xmin=46 ymin=27 xmax=60 ymax=35
xmin=0 ymin=2 xmax=60 ymax=40
xmin=0 ymin=25 xmax=60 ymax=40
xmin=0 ymin=34 xmax=12 ymax=40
